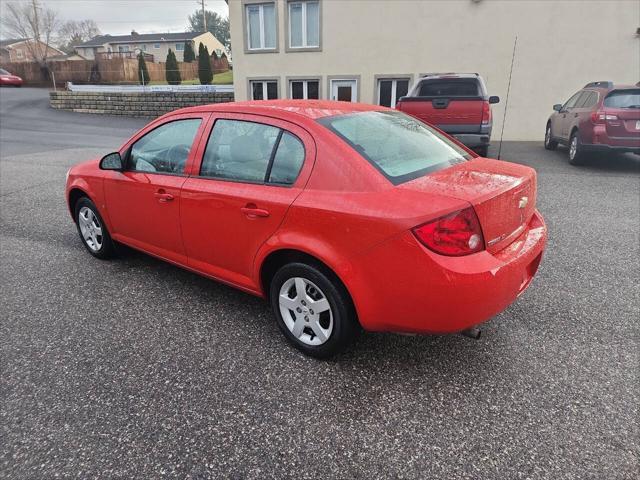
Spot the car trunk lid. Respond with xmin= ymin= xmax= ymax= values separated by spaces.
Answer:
xmin=399 ymin=158 xmax=537 ymax=254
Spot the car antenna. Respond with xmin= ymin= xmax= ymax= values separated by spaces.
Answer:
xmin=497 ymin=35 xmax=517 ymax=160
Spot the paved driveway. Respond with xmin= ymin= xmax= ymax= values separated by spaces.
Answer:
xmin=1 ymin=88 xmax=638 ymax=479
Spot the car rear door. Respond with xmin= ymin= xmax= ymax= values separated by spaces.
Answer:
xmin=602 ymin=88 xmax=640 ymax=147
xmin=180 ymin=113 xmax=316 ymax=291
xmin=103 ymin=113 xmax=209 ymax=263
xmin=400 ymin=78 xmax=484 ymax=134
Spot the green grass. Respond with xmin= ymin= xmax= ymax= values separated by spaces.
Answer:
xmin=148 ymin=70 xmax=233 ymax=86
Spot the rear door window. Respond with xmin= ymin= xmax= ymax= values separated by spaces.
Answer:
xmin=603 ymin=90 xmax=640 ymax=108
xmin=418 ymin=79 xmax=479 ymax=97
xmin=200 ymin=119 xmax=305 ymax=185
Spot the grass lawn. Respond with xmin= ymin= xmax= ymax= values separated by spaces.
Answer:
xmin=148 ymin=70 xmax=233 ymax=86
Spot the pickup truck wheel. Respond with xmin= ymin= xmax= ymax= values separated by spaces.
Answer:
xmin=544 ymin=124 xmax=558 ymax=150
xmin=568 ymin=131 xmax=586 ymax=165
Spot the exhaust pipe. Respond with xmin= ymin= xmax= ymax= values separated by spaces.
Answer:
xmin=460 ymin=326 xmax=482 ymax=340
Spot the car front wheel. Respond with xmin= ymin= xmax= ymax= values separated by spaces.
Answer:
xmin=74 ymin=197 xmax=115 ymax=259
xmin=544 ymin=124 xmax=558 ymax=150
xmin=270 ymin=262 xmax=359 ymax=358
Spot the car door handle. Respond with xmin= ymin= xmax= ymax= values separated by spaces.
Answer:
xmin=154 ymin=191 xmax=174 ymax=202
xmin=241 ymin=205 xmax=270 ymax=218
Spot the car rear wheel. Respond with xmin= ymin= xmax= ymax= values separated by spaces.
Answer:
xmin=270 ymin=262 xmax=359 ymax=358
xmin=544 ymin=124 xmax=558 ymax=150
xmin=568 ymin=131 xmax=586 ymax=165
xmin=75 ymin=197 xmax=114 ymax=259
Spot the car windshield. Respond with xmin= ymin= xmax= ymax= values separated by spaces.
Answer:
xmin=318 ymin=110 xmax=472 ymax=184
xmin=604 ymin=89 xmax=640 ymax=109
xmin=0 ymin=69 xmax=9 ymax=75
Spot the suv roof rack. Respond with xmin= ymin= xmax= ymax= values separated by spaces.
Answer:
xmin=584 ymin=81 xmax=613 ymax=89
xmin=420 ymin=73 xmax=479 ymax=78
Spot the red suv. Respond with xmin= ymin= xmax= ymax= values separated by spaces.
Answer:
xmin=545 ymin=81 xmax=640 ymax=164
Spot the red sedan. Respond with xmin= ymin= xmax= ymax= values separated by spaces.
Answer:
xmin=65 ymin=100 xmax=547 ymax=357
xmin=0 ymin=68 xmax=23 ymax=87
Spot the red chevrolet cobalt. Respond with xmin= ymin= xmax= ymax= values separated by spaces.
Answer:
xmin=66 ymin=100 xmax=546 ymax=357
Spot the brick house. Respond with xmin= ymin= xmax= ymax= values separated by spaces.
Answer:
xmin=0 ymin=38 xmax=65 ymax=63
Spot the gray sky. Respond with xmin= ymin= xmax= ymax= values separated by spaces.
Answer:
xmin=1 ymin=0 xmax=229 ymax=37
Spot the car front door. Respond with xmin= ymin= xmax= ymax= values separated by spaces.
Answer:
xmin=180 ymin=113 xmax=315 ymax=292
xmin=103 ymin=114 xmax=208 ymax=263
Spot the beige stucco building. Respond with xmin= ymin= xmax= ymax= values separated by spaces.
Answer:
xmin=75 ymin=31 xmax=229 ymax=63
xmin=229 ymin=0 xmax=639 ymax=140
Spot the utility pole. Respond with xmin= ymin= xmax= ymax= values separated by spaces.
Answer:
xmin=201 ymin=0 xmax=207 ymax=32
xmin=31 ymin=0 xmax=43 ymax=64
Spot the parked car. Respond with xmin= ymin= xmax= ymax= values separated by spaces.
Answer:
xmin=545 ymin=81 xmax=640 ymax=164
xmin=395 ymin=73 xmax=500 ymax=156
xmin=65 ymin=100 xmax=546 ymax=358
xmin=0 ymin=68 xmax=23 ymax=87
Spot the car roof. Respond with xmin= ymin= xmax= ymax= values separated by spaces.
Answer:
xmin=176 ymin=100 xmax=391 ymax=120
xmin=419 ymin=73 xmax=481 ymax=80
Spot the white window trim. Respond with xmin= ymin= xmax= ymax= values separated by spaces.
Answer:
xmin=289 ymin=79 xmax=319 ymax=100
xmin=288 ymin=1 xmax=319 ymax=49
xmin=246 ymin=3 xmax=274 ymax=51
xmin=377 ymin=78 xmax=411 ymax=109
xmin=250 ymin=80 xmax=278 ymax=100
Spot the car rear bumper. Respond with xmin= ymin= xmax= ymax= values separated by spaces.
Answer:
xmin=349 ymin=210 xmax=547 ymax=334
xmin=452 ymin=133 xmax=491 ymax=148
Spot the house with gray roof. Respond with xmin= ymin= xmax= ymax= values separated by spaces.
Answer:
xmin=74 ymin=31 xmax=228 ymax=63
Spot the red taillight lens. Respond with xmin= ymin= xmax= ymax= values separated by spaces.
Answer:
xmin=591 ymin=111 xmax=606 ymax=124
xmin=481 ymin=101 xmax=491 ymax=125
xmin=412 ymin=207 xmax=485 ymax=256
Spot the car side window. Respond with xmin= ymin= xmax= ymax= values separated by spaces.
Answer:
xmin=200 ymin=119 xmax=306 ymax=186
xmin=577 ymin=92 xmax=598 ymax=109
xmin=563 ymin=91 xmax=586 ymax=110
xmin=128 ymin=119 xmax=201 ymax=174
xmin=268 ymin=132 xmax=305 ymax=185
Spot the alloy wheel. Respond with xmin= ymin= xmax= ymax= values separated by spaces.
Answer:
xmin=569 ymin=136 xmax=578 ymax=160
xmin=278 ymin=277 xmax=333 ymax=346
xmin=78 ymin=206 xmax=103 ymax=251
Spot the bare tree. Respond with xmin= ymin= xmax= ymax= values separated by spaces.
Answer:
xmin=1 ymin=0 xmax=61 ymax=64
xmin=58 ymin=19 xmax=101 ymax=54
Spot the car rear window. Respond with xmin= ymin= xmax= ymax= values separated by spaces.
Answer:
xmin=417 ymin=79 xmax=479 ymax=97
xmin=603 ymin=89 xmax=640 ymax=108
xmin=318 ymin=110 xmax=472 ymax=185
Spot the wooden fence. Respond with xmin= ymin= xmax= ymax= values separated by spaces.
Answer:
xmin=1 ymin=55 xmax=230 ymax=86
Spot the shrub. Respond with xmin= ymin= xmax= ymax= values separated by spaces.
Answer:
xmin=183 ymin=42 xmax=195 ymax=63
xmin=198 ymin=42 xmax=213 ymax=85
xmin=137 ymin=53 xmax=150 ymax=85
xmin=165 ymin=49 xmax=181 ymax=85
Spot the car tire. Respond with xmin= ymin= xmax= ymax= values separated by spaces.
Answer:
xmin=475 ymin=145 xmax=489 ymax=157
xmin=568 ymin=130 xmax=586 ymax=165
xmin=544 ymin=124 xmax=558 ymax=150
xmin=74 ymin=197 xmax=115 ymax=259
xmin=270 ymin=262 xmax=359 ymax=358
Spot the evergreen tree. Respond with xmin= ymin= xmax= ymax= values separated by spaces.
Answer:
xmin=210 ymin=49 xmax=218 ymax=61
xmin=165 ymin=49 xmax=181 ymax=85
xmin=198 ymin=42 xmax=213 ymax=85
xmin=137 ymin=53 xmax=150 ymax=85
xmin=183 ymin=41 xmax=195 ymax=63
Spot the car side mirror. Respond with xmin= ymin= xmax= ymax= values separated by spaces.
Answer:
xmin=553 ymin=104 xmax=563 ymax=112
xmin=99 ymin=152 xmax=123 ymax=171
xmin=489 ymin=96 xmax=500 ymax=104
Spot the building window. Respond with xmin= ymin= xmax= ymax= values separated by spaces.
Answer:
xmin=377 ymin=78 xmax=410 ymax=108
xmin=250 ymin=80 xmax=278 ymax=100
xmin=216 ymin=49 xmax=222 ymax=56
xmin=176 ymin=43 xmax=184 ymax=51
xmin=290 ymin=79 xmax=319 ymax=99
xmin=153 ymin=43 xmax=160 ymax=49
xmin=118 ymin=45 xmax=130 ymax=52
xmin=246 ymin=2 xmax=276 ymax=50
xmin=15 ymin=49 xmax=24 ymax=59
xmin=288 ymin=1 xmax=319 ymax=48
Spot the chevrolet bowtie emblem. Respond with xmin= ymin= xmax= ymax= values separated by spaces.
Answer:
xmin=518 ymin=196 xmax=529 ymax=209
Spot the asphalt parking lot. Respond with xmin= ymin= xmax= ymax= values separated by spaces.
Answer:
xmin=1 ymin=88 xmax=638 ymax=479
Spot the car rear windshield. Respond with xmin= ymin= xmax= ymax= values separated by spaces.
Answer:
xmin=318 ymin=111 xmax=472 ymax=184
xmin=603 ymin=89 xmax=640 ymax=108
xmin=418 ymin=79 xmax=479 ymax=97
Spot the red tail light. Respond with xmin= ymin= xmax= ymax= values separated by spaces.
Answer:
xmin=481 ymin=101 xmax=491 ymax=125
xmin=591 ymin=111 xmax=606 ymax=124
xmin=412 ymin=207 xmax=485 ymax=256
